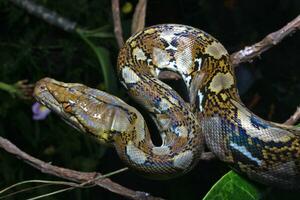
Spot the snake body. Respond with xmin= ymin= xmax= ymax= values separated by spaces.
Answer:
xmin=34 ymin=24 xmax=300 ymax=188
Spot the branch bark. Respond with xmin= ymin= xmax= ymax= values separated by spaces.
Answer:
xmin=112 ymin=0 xmax=124 ymax=48
xmin=8 ymin=0 xmax=77 ymax=32
xmin=284 ymin=106 xmax=300 ymax=125
xmin=0 ymin=136 xmax=164 ymax=200
xmin=230 ymin=15 xmax=300 ymax=67
xmin=131 ymin=0 xmax=147 ymax=34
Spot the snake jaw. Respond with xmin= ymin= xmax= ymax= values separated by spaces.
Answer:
xmin=34 ymin=78 xmax=137 ymax=145
xmin=34 ymin=78 xmax=62 ymax=113
xmin=34 ymin=78 xmax=86 ymax=133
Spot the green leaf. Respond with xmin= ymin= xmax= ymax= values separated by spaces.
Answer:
xmin=77 ymin=25 xmax=114 ymax=38
xmin=0 ymin=82 xmax=21 ymax=97
xmin=76 ymin=28 xmax=118 ymax=94
xmin=92 ymin=46 xmax=118 ymax=93
xmin=84 ymin=32 xmax=114 ymax=38
xmin=203 ymin=171 xmax=262 ymax=200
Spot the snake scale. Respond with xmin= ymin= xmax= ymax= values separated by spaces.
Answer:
xmin=34 ymin=24 xmax=300 ymax=188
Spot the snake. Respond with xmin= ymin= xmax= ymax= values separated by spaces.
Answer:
xmin=33 ymin=24 xmax=300 ymax=188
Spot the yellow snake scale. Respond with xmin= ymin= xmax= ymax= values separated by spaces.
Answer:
xmin=34 ymin=24 xmax=300 ymax=189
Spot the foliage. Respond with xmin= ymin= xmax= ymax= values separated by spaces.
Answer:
xmin=203 ymin=171 xmax=263 ymax=200
xmin=76 ymin=28 xmax=118 ymax=94
xmin=0 ymin=0 xmax=299 ymax=199
xmin=203 ymin=170 xmax=300 ymax=200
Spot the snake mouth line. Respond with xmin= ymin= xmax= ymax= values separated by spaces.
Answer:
xmin=34 ymin=78 xmax=86 ymax=133
xmin=34 ymin=78 xmax=61 ymax=113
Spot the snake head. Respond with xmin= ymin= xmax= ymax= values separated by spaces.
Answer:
xmin=34 ymin=78 xmax=138 ymax=145
xmin=34 ymin=77 xmax=89 ymax=133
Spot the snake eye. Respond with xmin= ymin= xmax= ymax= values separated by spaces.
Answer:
xmin=68 ymin=87 xmax=76 ymax=93
xmin=62 ymin=102 xmax=72 ymax=112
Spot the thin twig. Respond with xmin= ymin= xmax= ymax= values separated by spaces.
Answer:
xmin=0 ymin=136 xmax=164 ymax=200
xmin=8 ymin=0 xmax=77 ymax=32
xmin=0 ymin=183 xmax=52 ymax=199
xmin=284 ymin=106 xmax=300 ymax=125
xmin=230 ymin=15 xmax=300 ymax=67
xmin=112 ymin=0 xmax=124 ymax=48
xmin=131 ymin=0 xmax=147 ymax=34
xmin=0 ymin=169 xmax=128 ymax=199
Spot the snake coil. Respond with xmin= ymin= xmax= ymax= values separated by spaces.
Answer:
xmin=34 ymin=24 xmax=300 ymax=188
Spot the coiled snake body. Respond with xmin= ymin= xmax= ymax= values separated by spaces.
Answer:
xmin=34 ymin=24 xmax=300 ymax=188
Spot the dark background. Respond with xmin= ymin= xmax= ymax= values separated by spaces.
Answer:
xmin=0 ymin=0 xmax=299 ymax=199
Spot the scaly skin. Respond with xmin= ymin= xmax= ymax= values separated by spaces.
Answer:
xmin=34 ymin=24 xmax=300 ymax=188
xmin=34 ymin=77 xmax=203 ymax=179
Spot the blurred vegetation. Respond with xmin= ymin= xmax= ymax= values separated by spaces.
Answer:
xmin=0 ymin=0 xmax=299 ymax=199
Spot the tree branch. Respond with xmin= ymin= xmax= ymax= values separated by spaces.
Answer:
xmin=8 ymin=0 xmax=77 ymax=32
xmin=112 ymin=0 xmax=124 ymax=48
xmin=284 ymin=106 xmax=300 ymax=125
xmin=230 ymin=15 xmax=300 ymax=67
xmin=0 ymin=136 xmax=164 ymax=200
xmin=131 ymin=0 xmax=147 ymax=34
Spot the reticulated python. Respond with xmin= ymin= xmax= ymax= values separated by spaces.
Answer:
xmin=34 ymin=24 xmax=300 ymax=188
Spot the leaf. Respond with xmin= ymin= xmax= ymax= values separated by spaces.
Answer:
xmin=87 ymin=32 xmax=114 ymax=38
xmin=76 ymin=29 xmax=118 ymax=94
xmin=203 ymin=171 xmax=262 ymax=200
xmin=78 ymin=25 xmax=114 ymax=38
xmin=81 ymin=31 xmax=114 ymax=39
xmin=0 ymin=82 xmax=20 ymax=97
xmin=92 ymin=46 xmax=118 ymax=94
